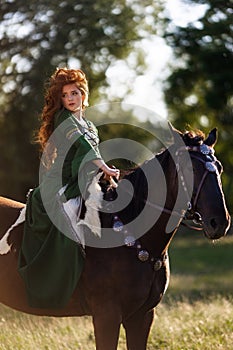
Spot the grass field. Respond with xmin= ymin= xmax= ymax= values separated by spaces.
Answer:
xmin=1 ymin=230 xmax=233 ymax=349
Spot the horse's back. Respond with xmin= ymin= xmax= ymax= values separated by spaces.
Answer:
xmin=0 ymin=196 xmax=25 ymax=237
xmin=0 ymin=196 xmax=25 ymax=209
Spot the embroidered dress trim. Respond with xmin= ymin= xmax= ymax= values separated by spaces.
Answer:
xmin=66 ymin=128 xmax=80 ymax=140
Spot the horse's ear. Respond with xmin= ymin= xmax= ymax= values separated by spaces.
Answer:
xmin=168 ymin=121 xmax=176 ymax=132
xmin=168 ymin=121 xmax=182 ymax=141
xmin=204 ymin=128 xmax=218 ymax=147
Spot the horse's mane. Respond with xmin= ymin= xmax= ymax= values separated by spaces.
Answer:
xmin=121 ymin=128 xmax=205 ymax=178
xmin=182 ymin=129 xmax=205 ymax=146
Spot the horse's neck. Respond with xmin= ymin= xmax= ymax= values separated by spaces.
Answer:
xmin=136 ymin=152 xmax=179 ymax=256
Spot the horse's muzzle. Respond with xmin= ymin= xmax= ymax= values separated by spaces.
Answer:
xmin=203 ymin=214 xmax=231 ymax=240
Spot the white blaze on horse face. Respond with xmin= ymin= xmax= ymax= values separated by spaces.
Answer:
xmin=0 ymin=207 xmax=26 ymax=255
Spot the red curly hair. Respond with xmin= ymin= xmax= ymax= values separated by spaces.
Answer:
xmin=37 ymin=68 xmax=89 ymax=154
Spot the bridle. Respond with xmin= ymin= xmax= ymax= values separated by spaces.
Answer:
xmin=117 ymin=143 xmax=221 ymax=231
xmin=104 ymin=143 xmax=221 ymax=233
xmin=105 ymin=142 xmax=222 ymax=269
xmin=174 ymin=143 xmax=221 ymax=230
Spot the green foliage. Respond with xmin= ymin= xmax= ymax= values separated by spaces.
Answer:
xmin=163 ymin=0 xmax=233 ymax=211
xmin=168 ymin=229 xmax=233 ymax=300
xmin=0 ymin=0 xmax=163 ymax=201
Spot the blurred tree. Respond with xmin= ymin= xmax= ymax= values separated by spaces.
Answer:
xmin=0 ymin=0 xmax=164 ymax=201
xmin=163 ymin=0 xmax=233 ymax=212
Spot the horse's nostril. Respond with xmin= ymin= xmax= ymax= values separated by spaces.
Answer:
xmin=210 ymin=218 xmax=217 ymax=229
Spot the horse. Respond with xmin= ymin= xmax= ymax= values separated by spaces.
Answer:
xmin=0 ymin=126 xmax=230 ymax=350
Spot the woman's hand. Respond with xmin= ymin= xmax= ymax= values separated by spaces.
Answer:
xmin=93 ymin=159 xmax=120 ymax=187
xmin=100 ymin=164 xmax=120 ymax=188
xmin=101 ymin=164 xmax=120 ymax=178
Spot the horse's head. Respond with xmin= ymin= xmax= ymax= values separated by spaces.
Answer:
xmin=171 ymin=125 xmax=231 ymax=240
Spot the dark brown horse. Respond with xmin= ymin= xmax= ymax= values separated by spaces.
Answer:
xmin=0 ymin=127 xmax=230 ymax=350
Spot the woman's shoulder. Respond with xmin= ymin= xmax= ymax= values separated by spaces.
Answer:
xmin=54 ymin=109 xmax=74 ymax=127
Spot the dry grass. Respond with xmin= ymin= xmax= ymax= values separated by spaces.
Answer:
xmin=1 ymin=297 xmax=233 ymax=349
xmin=1 ymin=232 xmax=233 ymax=349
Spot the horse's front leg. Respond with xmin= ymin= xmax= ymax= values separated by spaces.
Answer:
xmin=123 ymin=309 xmax=154 ymax=350
xmin=93 ymin=309 xmax=121 ymax=350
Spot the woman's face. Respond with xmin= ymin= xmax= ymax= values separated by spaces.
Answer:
xmin=61 ymin=83 xmax=83 ymax=112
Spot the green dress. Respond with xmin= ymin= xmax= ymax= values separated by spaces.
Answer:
xmin=18 ymin=109 xmax=102 ymax=308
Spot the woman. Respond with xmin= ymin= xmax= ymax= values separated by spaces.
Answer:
xmin=18 ymin=68 xmax=119 ymax=309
